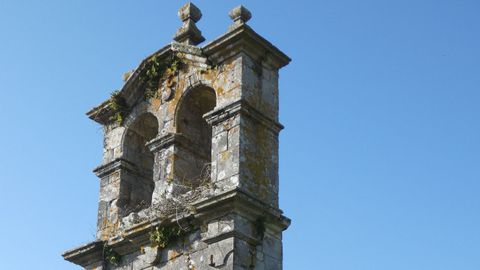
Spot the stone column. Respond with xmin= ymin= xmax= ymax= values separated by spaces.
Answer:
xmin=146 ymin=133 xmax=177 ymax=205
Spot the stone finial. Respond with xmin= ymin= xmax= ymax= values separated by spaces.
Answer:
xmin=228 ymin=5 xmax=252 ymax=30
xmin=178 ymin=2 xmax=202 ymax=22
xmin=174 ymin=2 xmax=205 ymax=46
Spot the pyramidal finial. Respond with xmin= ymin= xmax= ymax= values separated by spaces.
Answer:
xmin=174 ymin=2 xmax=205 ymax=45
xmin=228 ymin=5 xmax=252 ymax=30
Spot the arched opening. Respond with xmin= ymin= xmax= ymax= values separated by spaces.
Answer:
xmin=119 ymin=113 xmax=158 ymax=215
xmin=175 ymin=86 xmax=216 ymax=187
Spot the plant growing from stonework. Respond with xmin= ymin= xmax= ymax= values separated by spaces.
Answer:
xmin=108 ymin=90 xmax=130 ymax=125
xmin=149 ymin=225 xmax=184 ymax=248
xmin=123 ymin=70 xmax=134 ymax=82
xmin=140 ymin=54 xmax=184 ymax=100
xmin=103 ymin=243 xmax=122 ymax=266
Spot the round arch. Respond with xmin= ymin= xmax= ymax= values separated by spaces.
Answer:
xmin=119 ymin=112 xmax=159 ymax=215
xmin=174 ymin=85 xmax=217 ymax=186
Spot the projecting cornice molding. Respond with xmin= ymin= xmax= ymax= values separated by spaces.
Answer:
xmin=204 ymin=100 xmax=284 ymax=133
xmin=93 ymin=158 xmax=137 ymax=178
xmin=62 ymin=241 xmax=103 ymax=267
xmin=203 ymin=24 xmax=291 ymax=70
xmin=62 ymin=188 xmax=290 ymax=268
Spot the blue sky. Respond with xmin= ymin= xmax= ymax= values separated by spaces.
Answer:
xmin=0 ymin=0 xmax=479 ymax=269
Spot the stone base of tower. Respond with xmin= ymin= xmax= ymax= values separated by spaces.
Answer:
xmin=63 ymin=190 xmax=290 ymax=270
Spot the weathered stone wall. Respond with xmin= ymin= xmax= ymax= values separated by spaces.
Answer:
xmin=63 ymin=4 xmax=290 ymax=270
xmin=83 ymin=212 xmax=284 ymax=270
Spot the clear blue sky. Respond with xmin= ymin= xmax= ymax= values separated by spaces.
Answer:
xmin=0 ymin=1 xmax=478 ymax=269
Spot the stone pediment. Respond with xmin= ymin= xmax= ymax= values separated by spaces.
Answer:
xmin=86 ymin=43 xmax=204 ymax=125
xmin=86 ymin=23 xmax=290 ymax=126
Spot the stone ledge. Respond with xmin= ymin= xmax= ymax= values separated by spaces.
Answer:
xmin=203 ymin=24 xmax=291 ymax=70
xmin=93 ymin=158 xmax=137 ymax=178
xmin=62 ymin=241 xmax=104 ymax=267
xmin=146 ymin=133 xmax=209 ymax=160
xmin=86 ymin=99 xmax=113 ymax=125
xmin=146 ymin=133 xmax=177 ymax=153
xmin=62 ymin=188 xmax=290 ymax=267
xmin=202 ymin=228 xmax=260 ymax=247
xmin=204 ymin=100 xmax=284 ymax=133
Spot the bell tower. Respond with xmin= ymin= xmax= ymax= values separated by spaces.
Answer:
xmin=63 ymin=3 xmax=291 ymax=269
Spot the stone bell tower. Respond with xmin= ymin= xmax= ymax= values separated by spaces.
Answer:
xmin=63 ymin=3 xmax=291 ymax=270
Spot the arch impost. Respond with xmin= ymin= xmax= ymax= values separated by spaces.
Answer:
xmin=93 ymin=158 xmax=137 ymax=178
xmin=147 ymin=132 xmax=210 ymax=160
xmin=146 ymin=132 xmax=195 ymax=153
xmin=145 ymin=133 xmax=178 ymax=153
xmin=204 ymin=100 xmax=284 ymax=133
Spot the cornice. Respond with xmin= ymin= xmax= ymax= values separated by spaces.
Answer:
xmin=93 ymin=158 xmax=137 ymax=178
xmin=203 ymin=24 xmax=291 ymax=70
xmin=62 ymin=188 xmax=290 ymax=267
xmin=204 ymin=100 xmax=284 ymax=133
xmin=62 ymin=241 xmax=104 ymax=267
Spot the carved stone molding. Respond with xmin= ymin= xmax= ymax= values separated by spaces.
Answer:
xmin=204 ymin=100 xmax=284 ymax=133
xmin=93 ymin=158 xmax=137 ymax=178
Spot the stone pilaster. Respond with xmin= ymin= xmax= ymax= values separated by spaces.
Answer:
xmin=93 ymin=158 xmax=136 ymax=239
